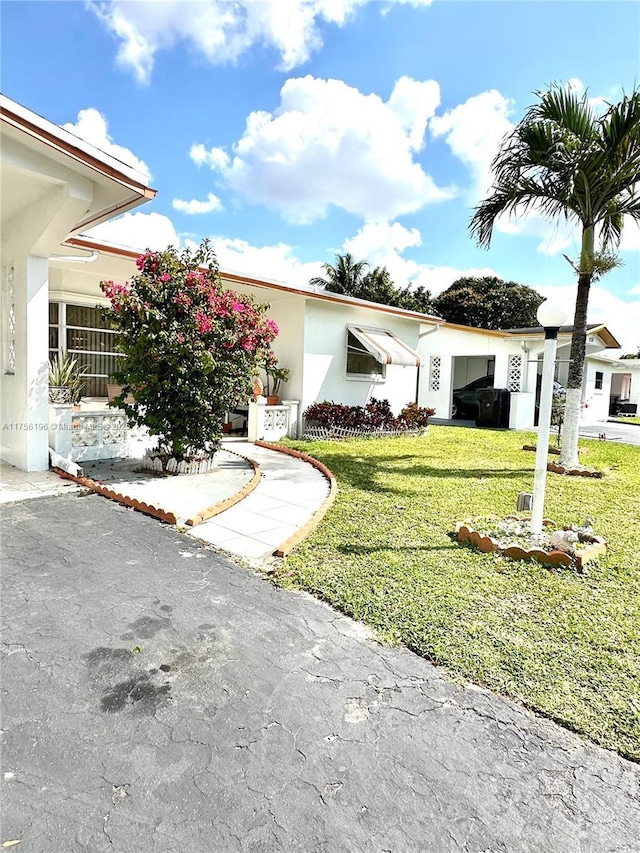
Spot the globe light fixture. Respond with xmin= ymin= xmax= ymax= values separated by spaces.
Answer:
xmin=537 ymin=300 xmax=568 ymax=330
xmin=531 ymin=300 xmax=569 ymax=533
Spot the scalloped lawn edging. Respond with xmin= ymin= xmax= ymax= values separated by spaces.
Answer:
xmin=455 ymin=517 xmax=607 ymax=572
xmin=53 ymin=468 xmax=178 ymax=524
xmin=521 ymin=445 xmax=602 ymax=477
xmin=185 ymin=452 xmax=261 ymax=527
xmin=53 ymin=446 xmax=261 ymax=528
xmin=254 ymin=440 xmax=337 ymax=557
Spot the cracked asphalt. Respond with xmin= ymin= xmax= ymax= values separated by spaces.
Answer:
xmin=1 ymin=493 xmax=639 ymax=852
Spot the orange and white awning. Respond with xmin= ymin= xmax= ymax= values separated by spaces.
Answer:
xmin=348 ymin=326 xmax=422 ymax=367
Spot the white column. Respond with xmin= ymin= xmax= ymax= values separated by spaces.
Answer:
xmin=0 ymin=254 xmax=50 ymax=471
xmin=282 ymin=400 xmax=299 ymax=438
xmin=248 ymin=396 xmax=266 ymax=442
xmin=48 ymin=404 xmax=73 ymax=457
xmin=531 ymin=333 xmax=558 ymax=533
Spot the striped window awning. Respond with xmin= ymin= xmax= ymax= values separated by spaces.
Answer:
xmin=348 ymin=326 xmax=422 ymax=367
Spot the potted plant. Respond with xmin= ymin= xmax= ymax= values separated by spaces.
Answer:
xmin=48 ymin=352 xmax=89 ymax=404
xmin=263 ymin=355 xmax=290 ymax=405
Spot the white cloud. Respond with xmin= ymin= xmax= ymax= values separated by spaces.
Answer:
xmin=89 ymin=0 xmax=433 ymax=84
xmin=62 ymin=108 xmax=151 ymax=183
xmin=343 ymin=221 xmax=496 ymax=294
xmin=537 ymin=282 xmax=640 ymax=353
xmin=194 ymin=75 xmax=451 ymax=224
xmin=83 ymin=213 xmax=326 ymax=285
xmin=190 ymin=144 xmax=230 ymax=170
xmin=85 ymin=211 xmax=179 ymax=250
xmin=212 ymin=236 xmax=324 ymax=286
xmin=620 ymin=218 xmax=640 ymax=251
xmin=430 ymin=89 xmax=513 ymax=200
xmin=172 ymin=193 xmax=223 ymax=215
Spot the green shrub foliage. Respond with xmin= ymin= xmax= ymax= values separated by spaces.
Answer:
xmin=101 ymin=240 xmax=278 ymax=460
xmin=304 ymin=398 xmax=435 ymax=432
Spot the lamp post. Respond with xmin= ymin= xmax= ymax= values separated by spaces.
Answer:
xmin=531 ymin=300 xmax=568 ymax=534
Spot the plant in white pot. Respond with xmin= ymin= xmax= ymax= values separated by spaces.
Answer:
xmin=48 ymin=352 xmax=89 ymax=404
xmin=263 ymin=354 xmax=290 ymax=405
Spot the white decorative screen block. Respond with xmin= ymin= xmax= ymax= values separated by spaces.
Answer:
xmin=3 ymin=266 xmax=16 ymax=374
xmin=71 ymin=413 xmax=127 ymax=447
xmin=508 ymin=354 xmax=523 ymax=392
xmin=264 ymin=408 xmax=288 ymax=432
xmin=429 ymin=356 xmax=441 ymax=392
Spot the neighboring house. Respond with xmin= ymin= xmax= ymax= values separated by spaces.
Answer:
xmin=417 ymin=322 xmax=620 ymax=428
xmin=1 ymin=95 xmax=156 ymax=472
xmin=593 ymin=355 xmax=640 ymax=417
xmin=0 ymin=95 xmax=625 ymax=473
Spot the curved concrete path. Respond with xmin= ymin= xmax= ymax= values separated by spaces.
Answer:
xmin=2 ymin=441 xmax=332 ymax=561
xmin=188 ymin=440 xmax=331 ymax=560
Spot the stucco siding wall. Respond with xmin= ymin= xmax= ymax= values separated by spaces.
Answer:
xmin=582 ymin=361 xmax=612 ymax=421
xmin=256 ymin=295 xmax=305 ymax=402
xmin=417 ymin=325 xmax=531 ymax=419
xmin=301 ymin=301 xmax=421 ymax=420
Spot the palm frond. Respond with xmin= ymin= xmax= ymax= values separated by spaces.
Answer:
xmin=471 ymin=81 xmax=640 ymax=255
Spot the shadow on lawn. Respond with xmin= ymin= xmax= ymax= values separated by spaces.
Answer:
xmin=338 ymin=542 xmax=455 ymax=556
xmin=320 ymin=457 xmax=533 ymax=492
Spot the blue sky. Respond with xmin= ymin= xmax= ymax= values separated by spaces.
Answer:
xmin=2 ymin=0 xmax=640 ymax=350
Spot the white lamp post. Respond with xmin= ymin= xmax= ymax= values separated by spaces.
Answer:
xmin=530 ymin=300 xmax=568 ymax=534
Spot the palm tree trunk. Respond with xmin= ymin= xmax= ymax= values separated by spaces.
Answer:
xmin=560 ymin=226 xmax=593 ymax=468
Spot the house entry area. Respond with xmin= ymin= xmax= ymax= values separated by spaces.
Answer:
xmin=610 ymin=372 xmax=636 ymax=416
xmin=450 ymin=356 xmax=495 ymax=420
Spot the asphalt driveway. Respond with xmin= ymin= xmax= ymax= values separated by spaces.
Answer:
xmin=1 ymin=493 xmax=639 ymax=852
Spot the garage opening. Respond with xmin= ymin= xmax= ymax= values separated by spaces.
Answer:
xmin=451 ymin=356 xmax=495 ymax=419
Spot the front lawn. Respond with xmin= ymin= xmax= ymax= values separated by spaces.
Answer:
xmin=611 ymin=416 xmax=640 ymax=425
xmin=277 ymin=426 xmax=640 ymax=760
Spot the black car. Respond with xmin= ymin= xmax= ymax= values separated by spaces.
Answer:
xmin=451 ymin=375 xmax=495 ymax=419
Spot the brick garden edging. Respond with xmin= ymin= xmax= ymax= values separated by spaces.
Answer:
xmin=521 ymin=445 xmax=602 ymax=477
xmin=52 ymin=446 xmax=261 ymax=528
xmin=456 ymin=517 xmax=607 ymax=572
xmin=53 ymin=468 xmax=178 ymax=525
xmin=254 ymin=440 xmax=337 ymax=558
xmin=185 ymin=454 xmax=261 ymax=527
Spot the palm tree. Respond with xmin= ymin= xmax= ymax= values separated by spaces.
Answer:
xmin=309 ymin=253 xmax=369 ymax=295
xmin=470 ymin=83 xmax=640 ymax=467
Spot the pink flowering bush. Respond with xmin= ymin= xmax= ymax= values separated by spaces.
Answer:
xmin=101 ymin=240 xmax=278 ymax=461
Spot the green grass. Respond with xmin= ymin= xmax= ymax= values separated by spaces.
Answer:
xmin=276 ymin=426 xmax=640 ymax=760
xmin=611 ymin=416 xmax=640 ymax=425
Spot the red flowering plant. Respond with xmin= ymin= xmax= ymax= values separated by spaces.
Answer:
xmin=101 ymin=240 xmax=278 ymax=462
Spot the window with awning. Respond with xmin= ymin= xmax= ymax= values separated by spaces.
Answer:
xmin=346 ymin=325 xmax=422 ymax=378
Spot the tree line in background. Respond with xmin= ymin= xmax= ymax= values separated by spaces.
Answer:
xmin=309 ymin=253 xmax=544 ymax=330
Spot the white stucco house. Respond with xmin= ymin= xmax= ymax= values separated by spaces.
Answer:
xmin=1 ymin=95 xmax=156 ymax=471
xmin=1 ymin=95 xmax=629 ymax=473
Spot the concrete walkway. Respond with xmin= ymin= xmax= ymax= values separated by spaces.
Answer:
xmin=0 ymin=440 xmax=331 ymax=561
xmin=2 ymin=494 xmax=638 ymax=852
xmin=188 ymin=441 xmax=330 ymax=559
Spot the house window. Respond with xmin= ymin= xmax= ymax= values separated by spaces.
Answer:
xmin=346 ymin=330 xmax=385 ymax=379
xmin=595 ymin=371 xmax=604 ymax=390
xmin=49 ymin=302 xmax=123 ymax=397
